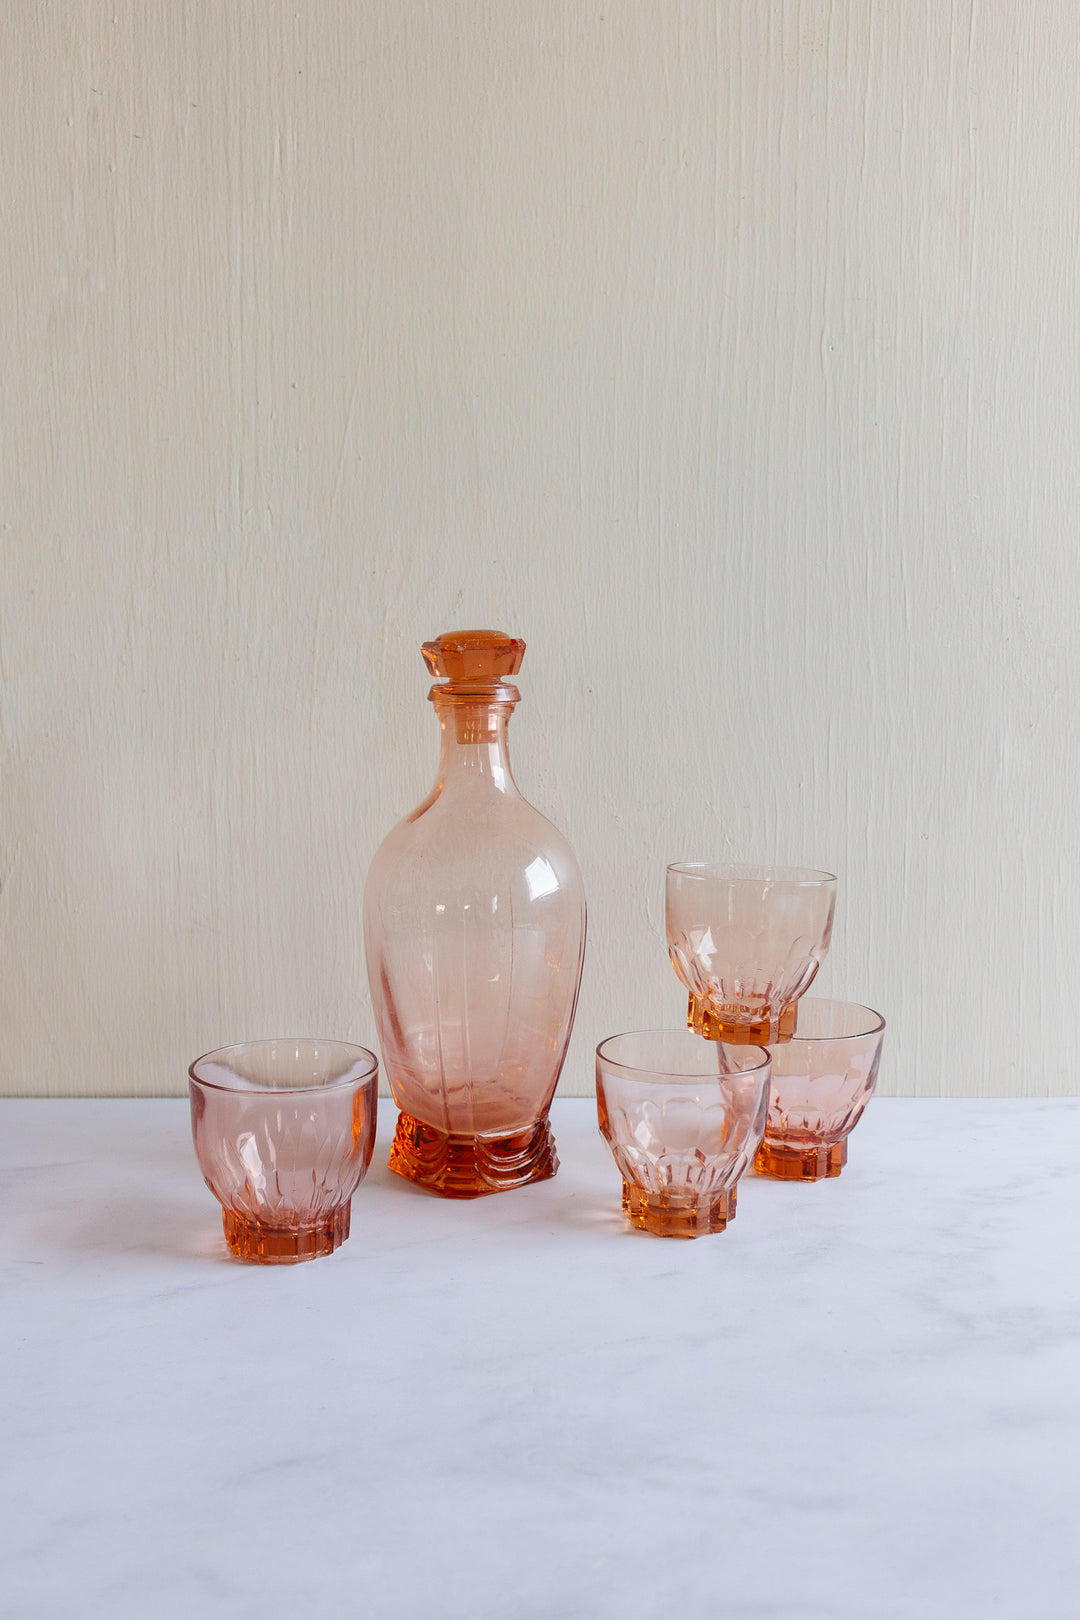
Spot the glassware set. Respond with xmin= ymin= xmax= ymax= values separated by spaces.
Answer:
xmin=188 ymin=631 xmax=885 ymax=1260
xmin=598 ymin=862 xmax=886 ymax=1237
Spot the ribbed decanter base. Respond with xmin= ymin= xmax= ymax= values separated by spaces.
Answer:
xmin=754 ymin=1138 xmax=847 ymax=1181
xmin=388 ymin=1112 xmax=558 ymax=1198
xmin=622 ymin=1182 xmax=736 ymax=1237
xmin=221 ymin=1205 xmax=350 ymax=1263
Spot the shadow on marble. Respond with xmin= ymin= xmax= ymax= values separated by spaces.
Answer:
xmin=545 ymin=1192 xmax=645 ymax=1237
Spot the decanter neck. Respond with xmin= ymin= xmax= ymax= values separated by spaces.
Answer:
xmin=430 ymin=689 xmax=521 ymax=796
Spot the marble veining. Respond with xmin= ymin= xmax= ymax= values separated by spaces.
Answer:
xmin=2 ymin=1098 xmax=1079 ymax=1619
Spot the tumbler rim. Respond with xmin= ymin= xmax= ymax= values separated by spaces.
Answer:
xmin=774 ymin=997 xmax=885 ymax=1043
xmin=596 ymin=1029 xmax=771 ymax=1084
xmin=666 ymin=861 xmax=837 ymax=886
xmin=188 ymin=1037 xmax=379 ymax=1096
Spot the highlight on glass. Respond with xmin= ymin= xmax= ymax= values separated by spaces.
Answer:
xmin=595 ymin=1029 xmax=771 ymax=1238
xmin=188 ymin=1039 xmax=379 ymax=1263
xmin=666 ymin=862 xmax=837 ymax=1045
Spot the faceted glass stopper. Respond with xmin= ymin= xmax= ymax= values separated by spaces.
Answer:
xmin=422 ymin=629 xmax=525 ymax=685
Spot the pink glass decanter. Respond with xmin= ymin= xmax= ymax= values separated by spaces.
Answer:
xmin=363 ymin=630 xmax=587 ymax=1197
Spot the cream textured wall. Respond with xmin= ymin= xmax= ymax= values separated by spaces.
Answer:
xmin=2 ymin=1 xmax=1079 ymax=1097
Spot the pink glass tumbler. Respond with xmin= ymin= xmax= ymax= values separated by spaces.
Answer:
xmin=754 ymin=998 xmax=885 ymax=1181
xmin=189 ymin=1039 xmax=379 ymax=1262
xmin=666 ymin=862 xmax=837 ymax=1044
xmin=595 ymin=1030 xmax=771 ymax=1237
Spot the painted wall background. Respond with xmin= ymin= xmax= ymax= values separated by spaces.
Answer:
xmin=2 ymin=1 xmax=1078 ymax=1097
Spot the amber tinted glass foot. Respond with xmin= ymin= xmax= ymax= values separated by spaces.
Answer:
xmin=753 ymin=1139 xmax=847 ymax=1181
xmin=221 ymin=1205 xmax=351 ymax=1263
xmin=622 ymin=1181 xmax=736 ymax=1237
xmin=687 ymin=993 xmax=797 ymax=1045
xmin=388 ymin=1111 xmax=558 ymax=1197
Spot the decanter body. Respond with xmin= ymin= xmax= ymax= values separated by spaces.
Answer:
xmin=363 ymin=631 xmax=587 ymax=1197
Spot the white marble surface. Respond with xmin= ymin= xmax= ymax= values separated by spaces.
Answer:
xmin=2 ymin=1097 xmax=1079 ymax=1620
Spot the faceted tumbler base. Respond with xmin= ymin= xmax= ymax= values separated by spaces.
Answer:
xmin=221 ymin=1205 xmax=351 ymax=1263
xmin=388 ymin=1112 xmax=559 ymax=1198
xmin=754 ymin=1139 xmax=847 ymax=1181
xmin=688 ymin=993 xmax=797 ymax=1045
xmin=622 ymin=1181 xmax=737 ymax=1238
